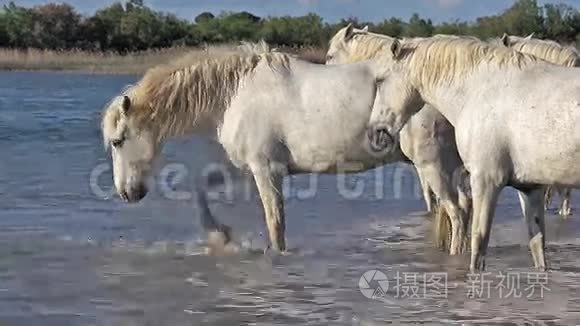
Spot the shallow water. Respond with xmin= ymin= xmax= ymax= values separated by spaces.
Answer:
xmin=1 ymin=71 xmax=580 ymax=325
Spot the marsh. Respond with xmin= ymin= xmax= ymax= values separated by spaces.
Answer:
xmin=1 ymin=71 xmax=580 ymax=324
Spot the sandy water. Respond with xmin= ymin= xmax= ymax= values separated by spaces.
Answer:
xmin=1 ymin=71 xmax=580 ymax=325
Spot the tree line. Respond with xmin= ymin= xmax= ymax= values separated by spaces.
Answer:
xmin=0 ymin=0 xmax=578 ymax=52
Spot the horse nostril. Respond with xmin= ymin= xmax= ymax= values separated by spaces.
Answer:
xmin=368 ymin=126 xmax=393 ymax=152
xmin=132 ymin=184 xmax=147 ymax=201
xmin=120 ymin=190 xmax=129 ymax=201
xmin=138 ymin=185 xmax=147 ymax=198
xmin=377 ymin=127 xmax=389 ymax=143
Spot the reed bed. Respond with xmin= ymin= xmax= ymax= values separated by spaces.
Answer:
xmin=0 ymin=45 xmax=327 ymax=74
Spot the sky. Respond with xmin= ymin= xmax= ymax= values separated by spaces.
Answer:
xmin=4 ymin=0 xmax=580 ymax=23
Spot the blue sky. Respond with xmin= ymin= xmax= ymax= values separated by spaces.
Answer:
xmin=5 ymin=0 xmax=580 ymax=23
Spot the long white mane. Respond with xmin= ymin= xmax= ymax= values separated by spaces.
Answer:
xmin=329 ymin=26 xmax=398 ymax=63
xmin=102 ymin=41 xmax=290 ymax=144
xmin=330 ymin=26 xmax=472 ymax=63
xmin=504 ymin=35 xmax=579 ymax=67
xmin=395 ymin=37 xmax=544 ymax=88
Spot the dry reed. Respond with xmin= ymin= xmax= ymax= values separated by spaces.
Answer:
xmin=0 ymin=45 xmax=327 ymax=74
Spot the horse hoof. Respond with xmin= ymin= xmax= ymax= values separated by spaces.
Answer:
xmin=469 ymin=258 xmax=486 ymax=273
xmin=558 ymin=209 xmax=571 ymax=217
xmin=205 ymin=243 xmax=240 ymax=256
xmin=263 ymin=245 xmax=291 ymax=257
xmin=535 ymin=265 xmax=548 ymax=272
xmin=206 ymin=228 xmax=240 ymax=256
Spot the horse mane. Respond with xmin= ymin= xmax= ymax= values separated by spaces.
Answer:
xmin=329 ymin=26 xmax=398 ymax=63
xmin=396 ymin=37 xmax=544 ymax=88
xmin=335 ymin=28 xmax=472 ymax=63
xmin=507 ymin=36 xmax=579 ymax=67
xmin=102 ymin=41 xmax=290 ymax=144
xmin=348 ymin=32 xmax=397 ymax=62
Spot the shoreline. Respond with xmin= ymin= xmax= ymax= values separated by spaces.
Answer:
xmin=0 ymin=46 xmax=326 ymax=75
xmin=0 ymin=68 xmax=140 ymax=75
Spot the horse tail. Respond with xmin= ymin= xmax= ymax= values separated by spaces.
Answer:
xmin=432 ymin=204 xmax=452 ymax=252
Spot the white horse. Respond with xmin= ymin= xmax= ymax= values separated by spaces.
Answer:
xmin=101 ymin=42 xmax=403 ymax=253
xmin=367 ymin=36 xmax=580 ymax=271
xmin=500 ymin=33 xmax=580 ymax=217
xmin=327 ymin=24 xmax=471 ymax=255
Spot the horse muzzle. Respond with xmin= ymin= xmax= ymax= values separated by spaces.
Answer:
xmin=120 ymin=184 xmax=148 ymax=203
xmin=367 ymin=125 xmax=395 ymax=153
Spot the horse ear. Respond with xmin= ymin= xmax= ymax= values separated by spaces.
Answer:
xmin=121 ymin=95 xmax=131 ymax=115
xmin=391 ymin=39 xmax=402 ymax=58
xmin=361 ymin=25 xmax=369 ymax=33
xmin=501 ymin=33 xmax=510 ymax=47
xmin=344 ymin=23 xmax=354 ymax=41
xmin=525 ymin=32 xmax=535 ymax=40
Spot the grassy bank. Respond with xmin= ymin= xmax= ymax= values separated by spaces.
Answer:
xmin=0 ymin=46 xmax=327 ymax=74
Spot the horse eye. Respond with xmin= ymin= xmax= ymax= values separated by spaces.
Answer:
xmin=326 ymin=54 xmax=333 ymax=61
xmin=111 ymin=139 xmax=123 ymax=148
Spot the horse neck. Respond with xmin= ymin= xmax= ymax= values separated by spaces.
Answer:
xmin=189 ymin=108 xmax=226 ymax=139
xmin=147 ymin=99 xmax=227 ymax=143
xmin=413 ymin=82 xmax=465 ymax=127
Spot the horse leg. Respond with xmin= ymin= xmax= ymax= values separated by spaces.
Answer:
xmin=558 ymin=187 xmax=572 ymax=217
xmin=440 ymin=200 xmax=466 ymax=255
xmin=517 ymin=188 xmax=547 ymax=270
xmin=469 ymin=177 xmax=501 ymax=272
xmin=454 ymin=166 xmax=472 ymax=218
xmin=455 ymin=166 xmax=472 ymax=250
xmin=251 ymin=164 xmax=286 ymax=252
xmin=425 ymin=167 xmax=468 ymax=255
xmin=544 ymin=186 xmax=553 ymax=211
xmin=416 ymin=167 xmax=435 ymax=213
xmin=195 ymin=185 xmax=239 ymax=255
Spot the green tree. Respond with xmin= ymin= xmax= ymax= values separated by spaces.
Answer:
xmin=375 ymin=18 xmax=405 ymax=38
xmin=261 ymin=14 xmax=324 ymax=46
xmin=0 ymin=10 xmax=9 ymax=46
xmin=120 ymin=4 xmax=163 ymax=50
xmin=471 ymin=15 xmax=505 ymax=38
xmin=543 ymin=3 xmax=579 ymax=42
xmin=192 ymin=13 xmax=222 ymax=43
xmin=405 ymin=13 xmax=434 ymax=37
xmin=215 ymin=11 xmax=262 ymax=42
xmin=434 ymin=20 xmax=469 ymax=35
xmin=0 ymin=1 xmax=577 ymax=53
xmin=158 ymin=13 xmax=190 ymax=46
xmin=89 ymin=3 xmax=127 ymax=51
xmin=195 ymin=12 xmax=214 ymax=24
xmin=2 ymin=2 xmax=35 ymax=48
xmin=30 ymin=3 xmax=81 ymax=49
xmin=501 ymin=0 xmax=544 ymax=36
xmin=128 ymin=0 xmax=144 ymax=8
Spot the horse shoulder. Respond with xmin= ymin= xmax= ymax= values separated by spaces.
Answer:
xmin=219 ymin=64 xmax=295 ymax=166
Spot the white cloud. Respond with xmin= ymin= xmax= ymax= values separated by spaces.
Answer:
xmin=297 ymin=0 xmax=319 ymax=6
xmin=296 ymin=0 xmax=354 ymax=6
xmin=433 ymin=0 xmax=463 ymax=9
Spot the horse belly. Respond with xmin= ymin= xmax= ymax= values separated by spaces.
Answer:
xmin=506 ymin=94 xmax=580 ymax=186
xmin=284 ymin=84 xmax=391 ymax=172
xmin=512 ymin=142 xmax=580 ymax=187
xmin=285 ymin=137 xmax=388 ymax=174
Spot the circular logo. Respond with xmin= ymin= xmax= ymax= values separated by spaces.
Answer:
xmin=359 ymin=270 xmax=389 ymax=299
